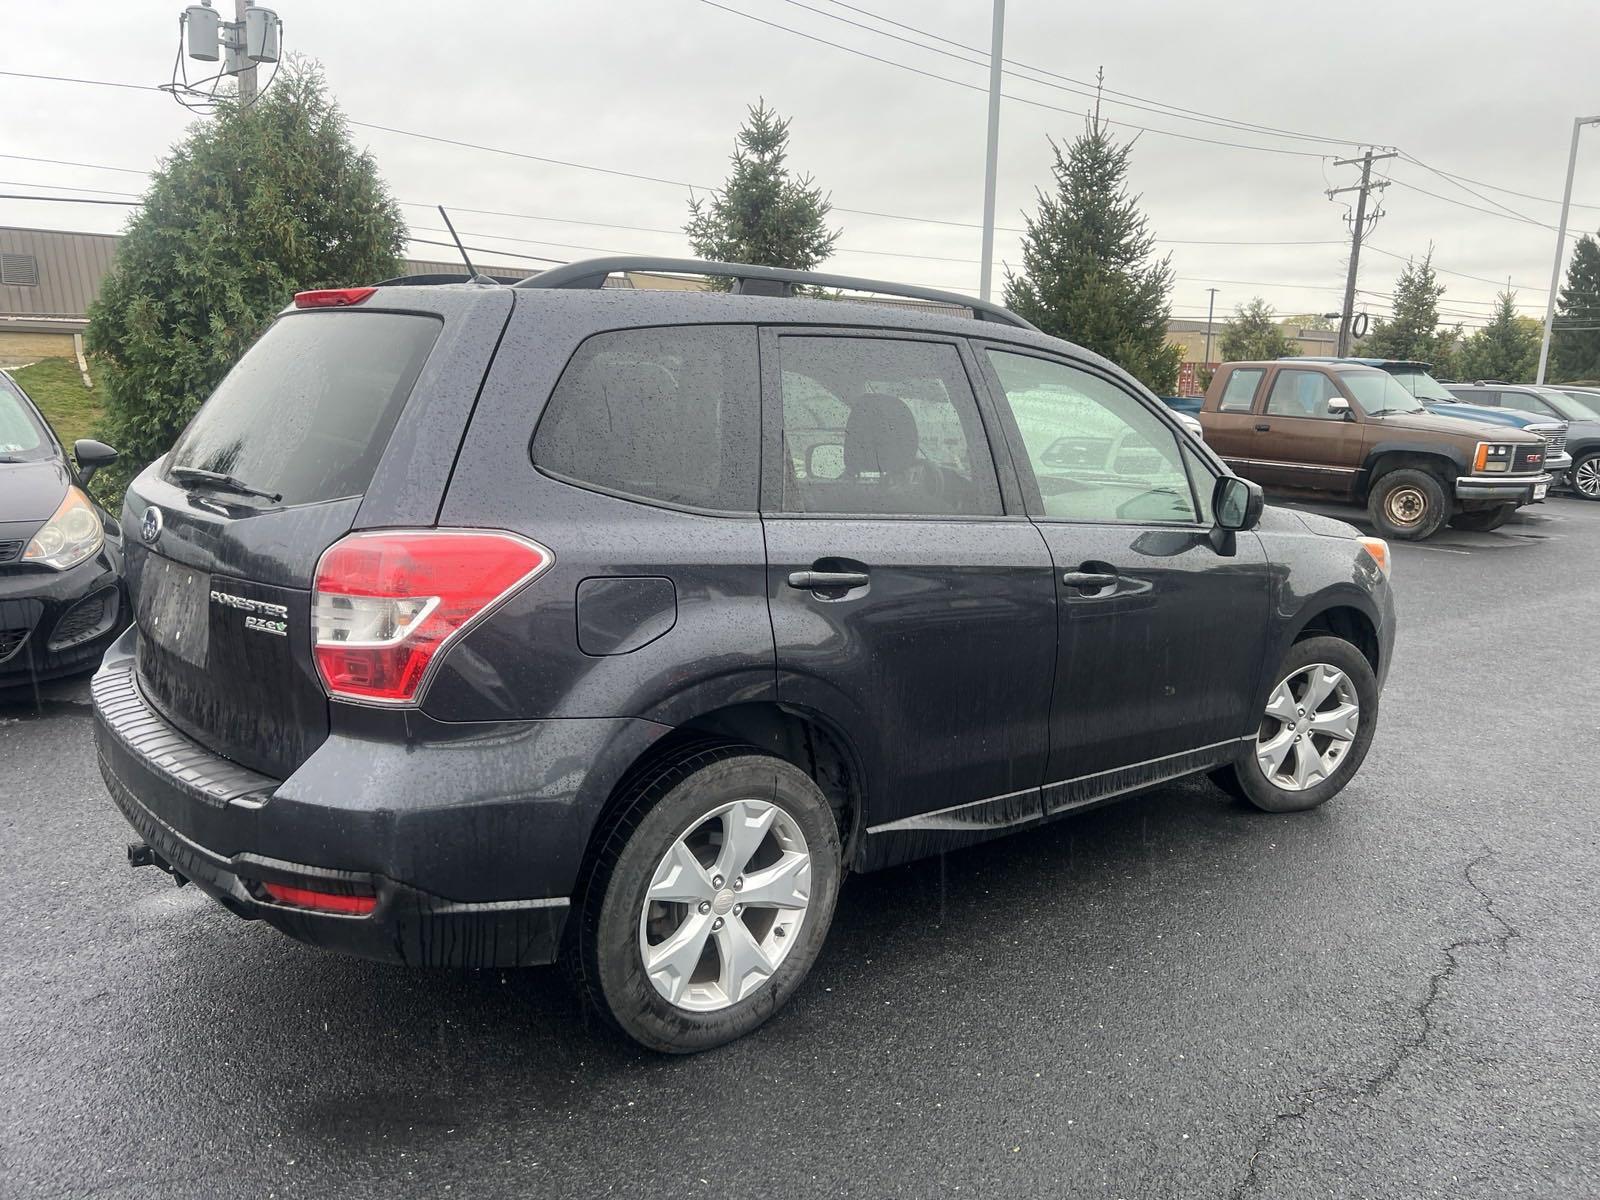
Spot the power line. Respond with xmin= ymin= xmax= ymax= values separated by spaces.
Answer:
xmin=0 ymin=192 xmax=140 ymax=206
xmin=0 ymin=153 xmax=151 ymax=176
xmin=810 ymin=0 xmax=1373 ymax=148
xmin=772 ymin=0 xmax=1364 ymax=148
xmin=693 ymin=0 xmax=1330 ymax=159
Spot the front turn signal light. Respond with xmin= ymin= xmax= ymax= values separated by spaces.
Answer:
xmin=1358 ymin=536 xmax=1390 ymax=578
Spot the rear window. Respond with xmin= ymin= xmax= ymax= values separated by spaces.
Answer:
xmin=532 ymin=325 xmax=759 ymax=512
xmin=167 ymin=311 xmax=441 ymax=506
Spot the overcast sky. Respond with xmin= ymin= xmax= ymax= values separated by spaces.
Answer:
xmin=4 ymin=0 xmax=1599 ymax=330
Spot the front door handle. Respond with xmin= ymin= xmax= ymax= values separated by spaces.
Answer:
xmin=1062 ymin=571 xmax=1118 ymax=591
xmin=1254 ymin=422 xmax=1271 ymax=432
xmin=788 ymin=570 xmax=870 ymax=591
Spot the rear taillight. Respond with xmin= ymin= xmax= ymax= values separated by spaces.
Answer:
xmin=294 ymin=287 xmax=377 ymax=308
xmin=311 ymin=530 xmax=552 ymax=705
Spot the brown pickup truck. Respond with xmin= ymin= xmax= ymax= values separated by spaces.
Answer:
xmin=1199 ymin=360 xmax=1552 ymax=538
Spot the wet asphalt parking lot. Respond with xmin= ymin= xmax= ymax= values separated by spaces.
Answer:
xmin=2 ymin=496 xmax=1597 ymax=1200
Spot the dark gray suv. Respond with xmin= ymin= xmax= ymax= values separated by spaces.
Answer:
xmin=94 ymin=258 xmax=1396 ymax=1052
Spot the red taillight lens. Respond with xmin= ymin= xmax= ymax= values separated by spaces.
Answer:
xmin=294 ymin=287 xmax=377 ymax=308
xmin=262 ymin=882 xmax=378 ymax=916
xmin=312 ymin=530 xmax=552 ymax=705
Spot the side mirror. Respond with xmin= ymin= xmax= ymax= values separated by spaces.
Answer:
xmin=1327 ymin=397 xmax=1353 ymax=420
xmin=73 ymin=438 xmax=118 ymax=486
xmin=1213 ymin=475 xmax=1263 ymax=532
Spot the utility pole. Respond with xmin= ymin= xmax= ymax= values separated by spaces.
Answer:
xmin=1202 ymin=287 xmax=1219 ymax=365
xmin=978 ymin=0 xmax=1005 ymax=302
xmin=231 ymin=0 xmax=257 ymax=105
xmin=1537 ymin=116 xmax=1600 ymax=383
xmin=1327 ymin=149 xmax=1395 ymax=357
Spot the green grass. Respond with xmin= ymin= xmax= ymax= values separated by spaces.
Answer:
xmin=9 ymin=358 xmax=104 ymax=448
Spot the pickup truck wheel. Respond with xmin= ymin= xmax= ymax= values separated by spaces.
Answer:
xmin=1211 ymin=636 xmax=1378 ymax=814
xmin=1449 ymin=504 xmax=1516 ymax=532
xmin=571 ymin=749 xmax=841 ymax=1054
xmin=1368 ymin=468 xmax=1447 ymax=540
xmin=1572 ymin=451 xmax=1600 ymax=501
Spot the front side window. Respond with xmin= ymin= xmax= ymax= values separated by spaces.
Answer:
xmin=1499 ymin=391 xmax=1558 ymax=418
xmin=1266 ymin=369 xmax=1348 ymax=419
xmin=534 ymin=325 xmax=760 ymax=512
xmin=988 ymin=350 xmax=1200 ymax=524
xmin=1219 ymin=368 xmax=1264 ymax=412
xmin=775 ymin=337 xmax=1001 ymax=516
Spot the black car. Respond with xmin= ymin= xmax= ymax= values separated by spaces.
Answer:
xmin=1444 ymin=382 xmax=1600 ymax=501
xmin=0 ymin=370 xmax=125 ymax=689
xmin=93 ymin=259 xmax=1396 ymax=1052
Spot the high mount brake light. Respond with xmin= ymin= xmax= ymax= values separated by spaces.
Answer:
xmin=311 ymin=530 xmax=552 ymax=705
xmin=294 ymin=287 xmax=377 ymax=309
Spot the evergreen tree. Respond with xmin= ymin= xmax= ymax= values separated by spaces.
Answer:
xmin=1456 ymin=291 xmax=1540 ymax=383
xmin=1360 ymin=248 xmax=1452 ymax=366
xmin=86 ymin=62 xmax=404 ymax=495
xmin=686 ymin=99 xmax=839 ymax=279
xmin=1004 ymin=116 xmax=1181 ymax=393
xmin=1550 ymin=233 xmax=1600 ymax=381
xmin=1218 ymin=298 xmax=1297 ymax=362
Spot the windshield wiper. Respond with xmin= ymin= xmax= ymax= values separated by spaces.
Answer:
xmin=168 ymin=465 xmax=282 ymax=503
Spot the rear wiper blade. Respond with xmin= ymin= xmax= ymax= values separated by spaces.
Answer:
xmin=168 ymin=466 xmax=282 ymax=503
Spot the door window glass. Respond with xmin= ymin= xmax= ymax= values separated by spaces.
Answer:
xmin=1500 ymin=391 xmax=1557 ymax=417
xmin=775 ymin=337 xmax=1001 ymax=516
xmin=534 ymin=325 xmax=759 ymax=512
xmin=1265 ymin=369 xmax=1346 ymax=419
xmin=987 ymin=350 xmax=1200 ymax=524
xmin=1219 ymin=368 xmax=1264 ymax=412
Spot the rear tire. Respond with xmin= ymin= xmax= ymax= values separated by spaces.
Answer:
xmin=1449 ymin=504 xmax=1516 ymax=532
xmin=1368 ymin=468 xmax=1448 ymax=540
xmin=1572 ymin=450 xmax=1600 ymax=501
xmin=570 ymin=748 xmax=841 ymax=1054
xmin=1212 ymin=636 xmax=1379 ymax=813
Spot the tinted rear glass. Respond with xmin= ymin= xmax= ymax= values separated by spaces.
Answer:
xmin=532 ymin=325 xmax=759 ymax=512
xmin=167 ymin=311 xmax=441 ymax=506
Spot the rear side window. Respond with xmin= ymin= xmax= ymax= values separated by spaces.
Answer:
xmin=774 ymin=336 xmax=1001 ymax=517
xmin=168 ymin=312 xmax=440 ymax=507
xmin=533 ymin=325 xmax=759 ymax=512
xmin=1219 ymin=368 xmax=1263 ymax=412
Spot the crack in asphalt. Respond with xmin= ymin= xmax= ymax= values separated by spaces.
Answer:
xmin=1231 ymin=851 xmax=1520 ymax=1200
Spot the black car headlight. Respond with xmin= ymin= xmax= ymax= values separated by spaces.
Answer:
xmin=1473 ymin=442 xmax=1514 ymax=474
xmin=23 ymin=486 xmax=104 ymax=570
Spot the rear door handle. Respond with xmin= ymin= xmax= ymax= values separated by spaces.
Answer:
xmin=1061 ymin=571 xmax=1118 ymax=591
xmin=788 ymin=570 xmax=870 ymax=591
xmin=1254 ymin=422 xmax=1271 ymax=432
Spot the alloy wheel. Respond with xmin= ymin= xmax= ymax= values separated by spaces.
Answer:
xmin=1575 ymin=457 xmax=1600 ymax=499
xmin=638 ymin=798 xmax=812 ymax=1012
xmin=1255 ymin=663 xmax=1360 ymax=791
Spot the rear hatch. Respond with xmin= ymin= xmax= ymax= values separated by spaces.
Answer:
xmin=122 ymin=288 xmax=509 ymax=778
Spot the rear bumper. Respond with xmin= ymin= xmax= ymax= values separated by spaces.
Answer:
xmin=92 ymin=626 xmax=671 ymax=968
xmin=1454 ymin=472 xmax=1552 ymax=502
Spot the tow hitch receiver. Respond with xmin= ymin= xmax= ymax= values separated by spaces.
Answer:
xmin=127 ymin=841 xmax=188 ymax=887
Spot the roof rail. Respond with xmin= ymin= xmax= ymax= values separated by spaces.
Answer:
xmin=375 ymin=272 xmax=530 ymax=287
xmin=514 ymin=256 xmax=1036 ymax=330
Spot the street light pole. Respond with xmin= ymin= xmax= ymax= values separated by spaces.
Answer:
xmin=1536 ymin=115 xmax=1600 ymax=384
xmin=977 ymin=0 xmax=1005 ymax=302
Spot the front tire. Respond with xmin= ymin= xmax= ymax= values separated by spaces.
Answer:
xmin=1572 ymin=450 xmax=1600 ymax=501
xmin=1212 ymin=636 xmax=1379 ymax=813
xmin=571 ymin=748 xmax=842 ymax=1053
xmin=1449 ymin=504 xmax=1516 ymax=532
xmin=1368 ymin=468 xmax=1448 ymax=540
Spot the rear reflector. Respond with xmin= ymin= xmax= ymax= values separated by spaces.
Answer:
xmin=262 ymin=882 xmax=378 ymax=916
xmin=312 ymin=529 xmax=553 ymax=705
xmin=294 ymin=287 xmax=377 ymax=308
